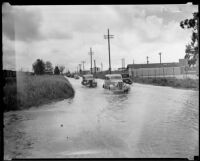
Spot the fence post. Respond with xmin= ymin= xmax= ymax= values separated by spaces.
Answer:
xmin=163 ymin=68 xmax=165 ymax=78
xmin=142 ymin=69 xmax=143 ymax=82
xmin=185 ymin=66 xmax=188 ymax=79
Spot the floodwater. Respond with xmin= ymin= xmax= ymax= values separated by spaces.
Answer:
xmin=4 ymin=77 xmax=199 ymax=159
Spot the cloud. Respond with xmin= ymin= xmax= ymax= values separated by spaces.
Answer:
xmin=3 ymin=51 xmax=16 ymax=70
xmin=2 ymin=4 xmax=73 ymax=42
xmin=2 ymin=3 xmax=15 ymax=40
xmin=47 ymin=30 xmax=73 ymax=40
xmin=2 ymin=4 xmax=198 ymax=72
xmin=2 ymin=4 xmax=42 ymax=42
xmin=2 ymin=33 xmax=16 ymax=70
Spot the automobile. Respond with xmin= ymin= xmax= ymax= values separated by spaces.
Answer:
xmin=70 ymin=74 xmax=75 ymax=78
xmin=121 ymin=73 xmax=133 ymax=85
xmin=103 ymin=74 xmax=130 ymax=93
xmin=74 ymin=74 xmax=79 ymax=79
xmin=66 ymin=73 xmax=71 ymax=77
xmin=81 ymin=74 xmax=97 ymax=87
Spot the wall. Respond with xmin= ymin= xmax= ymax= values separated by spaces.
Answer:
xmin=129 ymin=67 xmax=183 ymax=77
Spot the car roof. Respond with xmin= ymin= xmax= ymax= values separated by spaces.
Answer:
xmin=83 ymin=74 xmax=93 ymax=77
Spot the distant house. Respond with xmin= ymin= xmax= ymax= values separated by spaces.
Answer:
xmin=127 ymin=59 xmax=189 ymax=78
xmin=3 ymin=70 xmax=16 ymax=77
xmin=81 ymin=70 xmax=90 ymax=75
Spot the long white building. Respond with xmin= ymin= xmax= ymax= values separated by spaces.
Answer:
xmin=127 ymin=59 xmax=189 ymax=78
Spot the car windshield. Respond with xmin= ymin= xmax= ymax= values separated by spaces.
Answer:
xmin=84 ymin=75 xmax=93 ymax=79
xmin=111 ymin=76 xmax=122 ymax=80
xmin=122 ymin=74 xmax=129 ymax=78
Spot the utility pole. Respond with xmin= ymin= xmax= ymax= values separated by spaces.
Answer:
xmin=121 ymin=58 xmax=125 ymax=71
xmin=159 ymin=52 xmax=162 ymax=64
xmin=88 ymin=48 xmax=94 ymax=74
xmin=79 ymin=64 xmax=82 ymax=74
xmin=104 ymin=29 xmax=114 ymax=74
xmin=133 ymin=59 xmax=134 ymax=64
xmin=81 ymin=61 xmax=85 ymax=71
xmin=147 ymin=56 xmax=149 ymax=64
xmin=101 ymin=62 xmax=103 ymax=72
xmin=94 ymin=59 xmax=96 ymax=74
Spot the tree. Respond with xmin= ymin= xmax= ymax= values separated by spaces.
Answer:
xmin=180 ymin=12 xmax=199 ymax=67
xmin=59 ymin=65 xmax=65 ymax=74
xmin=32 ymin=59 xmax=45 ymax=75
xmin=45 ymin=61 xmax=53 ymax=74
xmin=54 ymin=66 xmax=60 ymax=75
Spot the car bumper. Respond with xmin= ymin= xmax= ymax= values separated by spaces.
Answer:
xmin=111 ymin=86 xmax=130 ymax=93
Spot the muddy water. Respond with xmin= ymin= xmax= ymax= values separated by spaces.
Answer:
xmin=4 ymin=77 xmax=199 ymax=159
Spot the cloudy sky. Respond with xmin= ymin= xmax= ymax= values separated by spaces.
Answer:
xmin=2 ymin=3 xmax=198 ymax=72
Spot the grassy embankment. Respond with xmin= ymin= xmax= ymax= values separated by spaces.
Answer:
xmin=3 ymin=74 xmax=75 ymax=111
xmin=133 ymin=77 xmax=199 ymax=90
xmin=93 ymin=72 xmax=199 ymax=90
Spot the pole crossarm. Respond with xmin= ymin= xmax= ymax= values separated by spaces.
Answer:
xmin=104 ymin=35 xmax=114 ymax=39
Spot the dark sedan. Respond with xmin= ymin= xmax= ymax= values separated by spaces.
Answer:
xmin=121 ymin=73 xmax=133 ymax=85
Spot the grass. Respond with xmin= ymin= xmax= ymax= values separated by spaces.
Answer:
xmin=3 ymin=74 xmax=75 ymax=111
xmin=133 ymin=77 xmax=199 ymax=90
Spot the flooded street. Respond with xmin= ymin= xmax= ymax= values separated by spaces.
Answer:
xmin=4 ymin=77 xmax=199 ymax=159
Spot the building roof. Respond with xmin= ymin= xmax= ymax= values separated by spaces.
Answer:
xmin=105 ymin=74 xmax=122 ymax=77
xmin=127 ymin=62 xmax=181 ymax=69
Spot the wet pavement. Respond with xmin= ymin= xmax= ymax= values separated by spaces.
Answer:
xmin=4 ymin=77 xmax=199 ymax=159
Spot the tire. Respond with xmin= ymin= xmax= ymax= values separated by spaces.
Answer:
xmin=103 ymin=84 xmax=104 ymax=88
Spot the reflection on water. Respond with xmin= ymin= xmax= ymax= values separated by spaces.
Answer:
xmin=106 ymin=93 xmax=129 ymax=108
xmin=4 ymin=78 xmax=199 ymax=159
